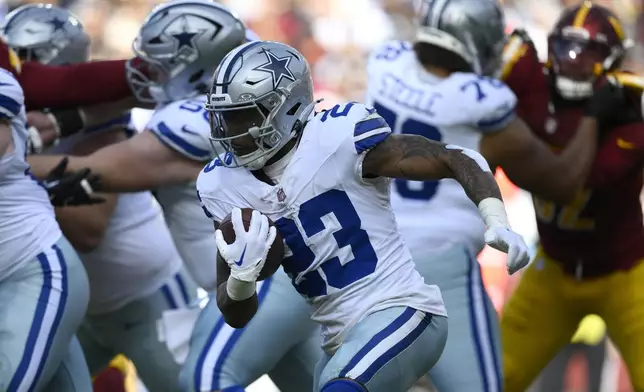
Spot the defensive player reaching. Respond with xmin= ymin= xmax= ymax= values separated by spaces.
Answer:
xmin=364 ymin=1 xmax=627 ymax=391
xmin=25 ymin=2 xmax=321 ymax=391
xmin=0 ymin=67 xmax=99 ymax=390
xmin=195 ymin=39 xmax=530 ymax=392
xmin=3 ymin=5 xmax=199 ymax=391
xmin=499 ymin=2 xmax=644 ymax=391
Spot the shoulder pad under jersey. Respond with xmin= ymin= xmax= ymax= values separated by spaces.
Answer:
xmin=312 ymin=101 xmax=392 ymax=156
xmin=147 ymin=97 xmax=214 ymax=161
xmin=449 ymin=73 xmax=517 ymax=133
xmin=500 ymin=29 xmax=540 ymax=82
xmin=607 ymin=71 xmax=644 ymax=119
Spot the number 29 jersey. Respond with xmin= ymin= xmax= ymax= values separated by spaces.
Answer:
xmin=365 ymin=40 xmax=518 ymax=254
xmin=197 ymin=102 xmax=446 ymax=353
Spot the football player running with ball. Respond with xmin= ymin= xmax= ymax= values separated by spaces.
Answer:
xmin=25 ymin=2 xmax=322 ymax=391
xmin=195 ymin=39 xmax=530 ymax=392
xmin=500 ymin=2 xmax=644 ymax=390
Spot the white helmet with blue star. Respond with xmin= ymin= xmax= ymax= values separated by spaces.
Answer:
xmin=0 ymin=3 xmax=90 ymax=65
xmin=206 ymin=40 xmax=316 ymax=171
xmin=126 ymin=0 xmax=247 ymax=103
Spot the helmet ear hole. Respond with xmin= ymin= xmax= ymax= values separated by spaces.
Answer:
xmin=257 ymin=103 xmax=271 ymax=117
xmin=286 ymin=102 xmax=301 ymax=116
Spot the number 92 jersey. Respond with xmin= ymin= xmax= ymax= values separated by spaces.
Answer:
xmin=365 ymin=40 xmax=518 ymax=254
xmin=197 ymin=102 xmax=446 ymax=353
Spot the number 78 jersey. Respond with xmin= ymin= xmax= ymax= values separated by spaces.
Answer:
xmin=196 ymin=102 xmax=445 ymax=353
xmin=365 ymin=40 xmax=518 ymax=254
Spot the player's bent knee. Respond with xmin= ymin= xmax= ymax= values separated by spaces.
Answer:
xmin=320 ymin=378 xmax=368 ymax=392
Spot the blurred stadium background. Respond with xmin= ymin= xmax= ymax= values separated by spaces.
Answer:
xmin=2 ymin=0 xmax=643 ymax=391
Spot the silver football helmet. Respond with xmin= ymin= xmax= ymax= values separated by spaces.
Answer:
xmin=415 ymin=0 xmax=506 ymax=76
xmin=0 ymin=4 xmax=90 ymax=65
xmin=127 ymin=0 xmax=246 ymax=104
xmin=206 ymin=40 xmax=315 ymax=171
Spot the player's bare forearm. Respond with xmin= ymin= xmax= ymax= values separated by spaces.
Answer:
xmin=28 ymin=132 xmax=201 ymax=192
xmin=216 ymin=282 xmax=258 ymax=328
xmin=215 ymin=254 xmax=258 ymax=328
xmin=480 ymin=116 xmax=596 ymax=204
xmin=562 ymin=116 xmax=598 ymax=188
xmin=363 ymin=134 xmax=501 ymax=205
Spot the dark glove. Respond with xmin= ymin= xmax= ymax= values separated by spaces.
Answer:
xmin=584 ymin=77 xmax=629 ymax=126
xmin=43 ymin=157 xmax=105 ymax=207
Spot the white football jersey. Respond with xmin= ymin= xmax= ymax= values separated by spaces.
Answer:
xmin=0 ymin=69 xmax=61 ymax=280
xmin=365 ymin=40 xmax=518 ymax=254
xmin=146 ymin=94 xmax=221 ymax=291
xmin=197 ymin=102 xmax=446 ymax=353
xmin=50 ymin=123 xmax=182 ymax=314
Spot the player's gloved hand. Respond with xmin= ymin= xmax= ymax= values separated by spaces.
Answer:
xmin=215 ymin=208 xmax=277 ymax=283
xmin=44 ymin=157 xmax=104 ymax=207
xmin=585 ymin=76 xmax=628 ymax=126
xmin=484 ymin=227 xmax=530 ymax=275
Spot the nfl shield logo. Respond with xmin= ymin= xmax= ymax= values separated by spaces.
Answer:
xmin=277 ymin=188 xmax=286 ymax=202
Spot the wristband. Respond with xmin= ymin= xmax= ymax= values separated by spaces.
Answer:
xmin=51 ymin=109 xmax=85 ymax=137
xmin=27 ymin=126 xmax=43 ymax=153
xmin=478 ymin=197 xmax=510 ymax=229
xmin=226 ymin=275 xmax=256 ymax=301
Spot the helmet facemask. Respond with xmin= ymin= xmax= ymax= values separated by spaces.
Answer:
xmin=126 ymin=52 xmax=175 ymax=103
xmin=549 ymin=34 xmax=615 ymax=100
xmin=208 ymin=85 xmax=297 ymax=171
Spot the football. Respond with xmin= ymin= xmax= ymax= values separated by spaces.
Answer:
xmin=219 ymin=208 xmax=284 ymax=281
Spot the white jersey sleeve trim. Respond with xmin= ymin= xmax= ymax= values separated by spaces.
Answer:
xmin=353 ymin=109 xmax=391 ymax=154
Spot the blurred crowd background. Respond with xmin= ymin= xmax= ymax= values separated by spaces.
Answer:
xmin=2 ymin=0 xmax=642 ymax=391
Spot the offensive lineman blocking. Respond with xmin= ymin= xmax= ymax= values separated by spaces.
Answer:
xmin=0 ymin=68 xmax=92 ymax=391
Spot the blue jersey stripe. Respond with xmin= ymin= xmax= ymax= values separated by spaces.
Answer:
xmin=221 ymin=41 xmax=264 ymax=94
xmin=153 ymin=121 xmax=211 ymax=160
xmin=477 ymin=105 xmax=516 ymax=132
xmin=0 ymin=93 xmax=21 ymax=117
xmin=355 ymin=131 xmax=390 ymax=154
xmin=354 ymin=116 xmax=389 ymax=137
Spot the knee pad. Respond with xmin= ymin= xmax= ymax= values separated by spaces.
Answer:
xmin=320 ymin=378 xmax=368 ymax=392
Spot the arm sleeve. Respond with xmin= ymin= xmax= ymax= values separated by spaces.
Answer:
xmin=0 ymin=41 xmax=133 ymax=110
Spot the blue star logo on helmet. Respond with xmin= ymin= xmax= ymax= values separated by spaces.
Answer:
xmin=253 ymin=49 xmax=296 ymax=89
xmin=172 ymin=31 xmax=197 ymax=49
xmin=47 ymin=18 xmax=67 ymax=31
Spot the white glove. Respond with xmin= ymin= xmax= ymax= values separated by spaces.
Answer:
xmin=484 ymin=227 xmax=530 ymax=275
xmin=215 ymin=208 xmax=277 ymax=283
